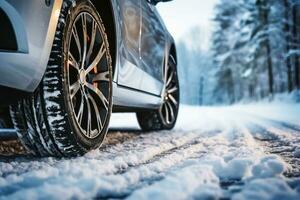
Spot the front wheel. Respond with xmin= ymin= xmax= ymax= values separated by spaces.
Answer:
xmin=10 ymin=0 xmax=113 ymax=157
xmin=137 ymin=55 xmax=180 ymax=131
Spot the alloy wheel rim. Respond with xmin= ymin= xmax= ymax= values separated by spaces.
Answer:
xmin=66 ymin=12 xmax=111 ymax=139
xmin=159 ymin=56 xmax=179 ymax=126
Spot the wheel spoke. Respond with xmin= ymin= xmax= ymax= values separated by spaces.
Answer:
xmin=76 ymin=93 xmax=85 ymax=125
xmin=72 ymin=24 xmax=82 ymax=62
xmin=164 ymin=103 xmax=170 ymax=123
xmin=168 ymin=94 xmax=178 ymax=107
xmin=92 ymin=71 xmax=110 ymax=82
xmin=81 ymin=13 xmax=88 ymax=69
xmin=86 ymin=20 xmax=97 ymax=64
xmin=70 ymin=81 xmax=81 ymax=99
xmin=86 ymin=83 xmax=108 ymax=111
xmin=166 ymin=72 xmax=174 ymax=87
xmin=164 ymin=60 xmax=170 ymax=83
xmin=84 ymin=93 xmax=92 ymax=137
xmin=168 ymin=86 xmax=178 ymax=94
xmin=86 ymin=43 xmax=106 ymax=74
xmin=88 ymin=93 xmax=103 ymax=132
xmin=68 ymin=52 xmax=80 ymax=71
xmin=166 ymin=101 xmax=175 ymax=122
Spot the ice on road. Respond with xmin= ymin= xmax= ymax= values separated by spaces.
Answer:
xmin=0 ymin=103 xmax=300 ymax=199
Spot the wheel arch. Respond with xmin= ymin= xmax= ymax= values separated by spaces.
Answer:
xmin=90 ymin=0 xmax=117 ymax=77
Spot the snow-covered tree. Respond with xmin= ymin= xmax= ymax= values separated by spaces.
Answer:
xmin=210 ymin=0 xmax=300 ymax=105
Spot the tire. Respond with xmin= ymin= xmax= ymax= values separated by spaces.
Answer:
xmin=10 ymin=0 xmax=113 ymax=157
xmin=0 ymin=107 xmax=12 ymax=128
xmin=137 ymin=55 xmax=180 ymax=131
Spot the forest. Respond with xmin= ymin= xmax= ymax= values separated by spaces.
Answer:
xmin=177 ymin=0 xmax=300 ymax=105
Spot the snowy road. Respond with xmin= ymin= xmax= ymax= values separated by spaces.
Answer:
xmin=0 ymin=103 xmax=300 ymax=199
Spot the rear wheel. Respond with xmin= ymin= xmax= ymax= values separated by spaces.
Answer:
xmin=137 ymin=55 xmax=180 ymax=131
xmin=10 ymin=0 xmax=112 ymax=157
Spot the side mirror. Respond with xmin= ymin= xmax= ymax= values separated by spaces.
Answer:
xmin=149 ymin=0 xmax=173 ymax=5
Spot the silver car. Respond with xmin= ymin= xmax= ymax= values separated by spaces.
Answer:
xmin=0 ymin=0 xmax=179 ymax=157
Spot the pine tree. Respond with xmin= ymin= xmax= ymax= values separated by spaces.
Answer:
xmin=291 ymin=0 xmax=300 ymax=90
xmin=283 ymin=0 xmax=293 ymax=92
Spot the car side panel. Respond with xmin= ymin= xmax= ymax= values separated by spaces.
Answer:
xmin=114 ymin=0 xmax=144 ymax=90
xmin=111 ymin=0 xmax=163 ymax=110
xmin=111 ymin=0 xmax=175 ymax=110
xmin=139 ymin=2 xmax=168 ymax=96
xmin=0 ymin=0 xmax=62 ymax=92
xmin=140 ymin=2 xmax=166 ymax=82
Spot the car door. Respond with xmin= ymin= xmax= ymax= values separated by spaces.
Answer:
xmin=117 ymin=0 xmax=143 ymax=90
xmin=140 ymin=0 xmax=166 ymax=96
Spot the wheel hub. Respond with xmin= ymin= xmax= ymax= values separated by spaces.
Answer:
xmin=79 ymin=69 xmax=86 ymax=85
xmin=164 ymin=93 xmax=169 ymax=101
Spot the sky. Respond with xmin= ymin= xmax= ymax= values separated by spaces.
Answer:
xmin=157 ymin=0 xmax=219 ymax=50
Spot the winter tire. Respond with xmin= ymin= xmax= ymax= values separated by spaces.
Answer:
xmin=136 ymin=55 xmax=180 ymax=131
xmin=10 ymin=0 xmax=113 ymax=157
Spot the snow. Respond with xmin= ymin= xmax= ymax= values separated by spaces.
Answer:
xmin=0 ymin=102 xmax=300 ymax=199
xmin=242 ymin=68 xmax=253 ymax=78
xmin=233 ymin=178 xmax=300 ymax=200
xmin=250 ymin=155 xmax=287 ymax=179
xmin=295 ymin=148 xmax=300 ymax=158
xmin=128 ymin=164 xmax=220 ymax=200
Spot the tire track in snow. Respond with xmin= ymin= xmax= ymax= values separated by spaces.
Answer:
xmin=94 ymin=138 xmax=210 ymax=199
xmin=256 ymin=118 xmax=300 ymax=133
xmin=246 ymin=122 xmax=300 ymax=177
xmin=0 ymin=130 xmax=220 ymax=178
xmin=111 ymin=130 xmax=221 ymax=176
xmin=269 ymin=120 xmax=300 ymax=132
xmin=0 ymin=129 xmax=216 ymax=199
xmin=109 ymin=125 xmax=267 ymax=200
xmin=115 ymin=123 xmax=271 ymax=200
xmin=91 ymin=129 xmax=222 ymax=176
xmin=115 ymin=139 xmax=203 ymax=175
xmin=235 ymin=110 xmax=300 ymax=134
xmin=0 ymin=134 xmax=210 ymax=199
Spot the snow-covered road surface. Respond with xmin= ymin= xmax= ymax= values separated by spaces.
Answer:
xmin=0 ymin=103 xmax=300 ymax=200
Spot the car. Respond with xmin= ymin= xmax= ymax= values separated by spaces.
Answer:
xmin=0 ymin=0 xmax=180 ymax=157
